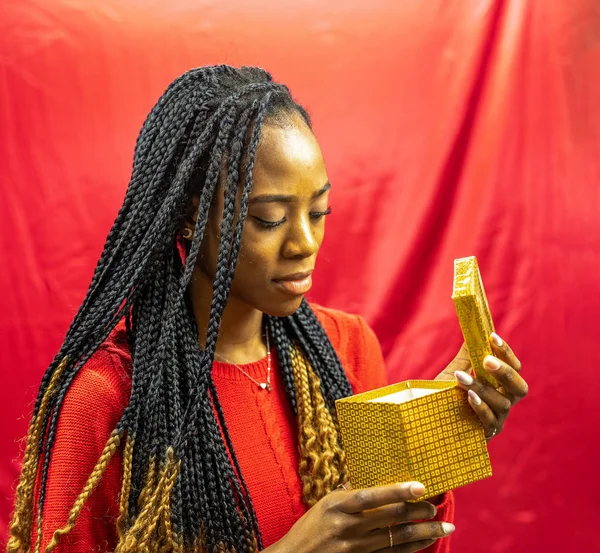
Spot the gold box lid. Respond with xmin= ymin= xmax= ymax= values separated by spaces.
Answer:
xmin=452 ymin=256 xmax=498 ymax=387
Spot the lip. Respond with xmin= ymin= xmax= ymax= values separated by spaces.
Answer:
xmin=273 ymin=270 xmax=313 ymax=295
xmin=274 ymin=270 xmax=313 ymax=282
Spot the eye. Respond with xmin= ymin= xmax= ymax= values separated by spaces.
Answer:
xmin=252 ymin=216 xmax=286 ymax=230
xmin=310 ymin=206 xmax=332 ymax=221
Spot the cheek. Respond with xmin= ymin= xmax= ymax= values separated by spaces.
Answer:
xmin=234 ymin=230 xmax=279 ymax=281
xmin=315 ymin=225 xmax=326 ymax=247
xmin=197 ymin=227 xmax=220 ymax=277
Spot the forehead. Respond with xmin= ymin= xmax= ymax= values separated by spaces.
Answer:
xmin=250 ymin=118 xmax=328 ymax=196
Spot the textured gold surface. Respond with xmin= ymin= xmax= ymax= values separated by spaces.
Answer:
xmin=336 ymin=380 xmax=492 ymax=500
xmin=452 ymin=256 xmax=498 ymax=387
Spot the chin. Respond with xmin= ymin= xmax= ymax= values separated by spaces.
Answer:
xmin=262 ymin=296 xmax=305 ymax=318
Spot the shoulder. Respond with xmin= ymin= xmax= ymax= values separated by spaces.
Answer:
xmin=65 ymin=319 xmax=132 ymax=419
xmin=309 ymin=303 xmax=378 ymax=352
xmin=310 ymin=303 xmax=361 ymax=334
xmin=309 ymin=303 xmax=388 ymax=393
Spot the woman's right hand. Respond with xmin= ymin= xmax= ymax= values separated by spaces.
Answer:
xmin=267 ymin=481 xmax=454 ymax=553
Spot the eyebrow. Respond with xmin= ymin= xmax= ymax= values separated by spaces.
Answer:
xmin=248 ymin=181 xmax=331 ymax=204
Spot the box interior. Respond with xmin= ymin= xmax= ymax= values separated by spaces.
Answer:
xmin=367 ymin=386 xmax=444 ymax=404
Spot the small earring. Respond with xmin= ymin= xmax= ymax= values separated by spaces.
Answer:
xmin=182 ymin=228 xmax=193 ymax=240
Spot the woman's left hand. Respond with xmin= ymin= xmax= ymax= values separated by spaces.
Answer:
xmin=435 ymin=333 xmax=528 ymax=441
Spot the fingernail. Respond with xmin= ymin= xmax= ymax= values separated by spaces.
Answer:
xmin=455 ymin=370 xmax=474 ymax=386
xmin=468 ymin=390 xmax=482 ymax=406
xmin=409 ymin=482 xmax=425 ymax=497
xmin=491 ymin=332 xmax=503 ymax=347
xmin=484 ymin=356 xmax=501 ymax=371
xmin=442 ymin=522 xmax=456 ymax=535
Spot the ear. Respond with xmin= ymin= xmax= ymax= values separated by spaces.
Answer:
xmin=181 ymin=196 xmax=201 ymax=237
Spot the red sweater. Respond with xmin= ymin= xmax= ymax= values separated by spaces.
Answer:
xmin=33 ymin=304 xmax=454 ymax=552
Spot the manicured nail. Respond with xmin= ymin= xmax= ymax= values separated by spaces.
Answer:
xmin=409 ymin=482 xmax=425 ymax=497
xmin=484 ymin=356 xmax=501 ymax=371
xmin=468 ymin=390 xmax=482 ymax=406
xmin=455 ymin=370 xmax=474 ymax=386
xmin=442 ymin=522 xmax=456 ymax=535
xmin=491 ymin=332 xmax=503 ymax=347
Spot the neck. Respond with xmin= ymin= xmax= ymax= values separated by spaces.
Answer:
xmin=188 ymin=265 xmax=267 ymax=364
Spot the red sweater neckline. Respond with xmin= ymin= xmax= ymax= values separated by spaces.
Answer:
xmin=211 ymin=349 xmax=273 ymax=380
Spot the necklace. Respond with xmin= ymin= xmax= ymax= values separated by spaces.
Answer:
xmin=213 ymin=331 xmax=272 ymax=392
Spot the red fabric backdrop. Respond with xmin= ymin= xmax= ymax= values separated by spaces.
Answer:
xmin=1 ymin=1 xmax=599 ymax=551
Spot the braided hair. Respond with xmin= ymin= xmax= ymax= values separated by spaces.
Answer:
xmin=8 ymin=65 xmax=354 ymax=553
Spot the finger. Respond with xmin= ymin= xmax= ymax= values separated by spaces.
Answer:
xmin=369 ymin=521 xmax=455 ymax=550
xmin=467 ymin=390 xmax=499 ymax=440
xmin=483 ymin=356 xmax=529 ymax=405
xmin=489 ymin=333 xmax=522 ymax=373
xmin=455 ymin=369 xmax=513 ymax=417
xmin=390 ymin=538 xmax=438 ymax=552
xmin=455 ymin=370 xmax=509 ymax=436
xmin=339 ymin=482 xmax=426 ymax=514
xmin=361 ymin=501 xmax=437 ymax=531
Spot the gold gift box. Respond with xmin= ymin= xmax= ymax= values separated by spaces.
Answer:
xmin=452 ymin=256 xmax=498 ymax=388
xmin=336 ymin=380 xmax=491 ymax=499
xmin=335 ymin=256 xmax=495 ymax=499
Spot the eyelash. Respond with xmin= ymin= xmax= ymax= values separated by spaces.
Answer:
xmin=253 ymin=207 xmax=332 ymax=230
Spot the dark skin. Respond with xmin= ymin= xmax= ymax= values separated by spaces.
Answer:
xmin=436 ymin=338 xmax=528 ymax=441
xmin=182 ymin=113 xmax=528 ymax=552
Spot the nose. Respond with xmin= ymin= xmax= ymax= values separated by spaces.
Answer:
xmin=282 ymin=215 xmax=320 ymax=259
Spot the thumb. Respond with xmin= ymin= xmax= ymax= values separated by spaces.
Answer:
xmin=435 ymin=343 xmax=472 ymax=381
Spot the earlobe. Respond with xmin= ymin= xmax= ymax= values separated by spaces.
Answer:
xmin=181 ymin=196 xmax=201 ymax=238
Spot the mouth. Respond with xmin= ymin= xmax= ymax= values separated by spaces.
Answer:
xmin=272 ymin=270 xmax=313 ymax=296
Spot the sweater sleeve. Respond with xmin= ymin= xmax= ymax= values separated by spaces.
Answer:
xmin=32 ymin=351 xmax=128 ymax=553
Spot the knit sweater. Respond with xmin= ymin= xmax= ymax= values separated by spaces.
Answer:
xmin=32 ymin=304 xmax=454 ymax=552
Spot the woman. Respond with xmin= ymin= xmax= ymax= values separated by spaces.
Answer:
xmin=7 ymin=66 xmax=527 ymax=553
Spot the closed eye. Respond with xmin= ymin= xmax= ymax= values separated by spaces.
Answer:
xmin=252 ymin=216 xmax=286 ymax=229
xmin=309 ymin=206 xmax=332 ymax=221
xmin=252 ymin=206 xmax=331 ymax=231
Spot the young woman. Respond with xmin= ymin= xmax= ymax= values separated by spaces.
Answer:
xmin=8 ymin=65 xmax=527 ymax=553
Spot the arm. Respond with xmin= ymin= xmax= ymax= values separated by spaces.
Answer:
xmin=354 ymin=315 xmax=455 ymax=553
xmin=31 ymin=362 xmax=127 ymax=553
